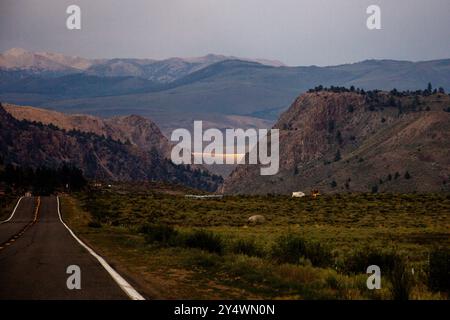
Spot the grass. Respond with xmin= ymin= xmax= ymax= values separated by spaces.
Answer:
xmin=60 ymin=189 xmax=450 ymax=300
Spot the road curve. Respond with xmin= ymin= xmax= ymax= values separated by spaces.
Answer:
xmin=0 ymin=196 xmax=134 ymax=300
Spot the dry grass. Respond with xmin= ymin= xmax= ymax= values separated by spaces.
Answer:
xmin=60 ymin=191 xmax=450 ymax=300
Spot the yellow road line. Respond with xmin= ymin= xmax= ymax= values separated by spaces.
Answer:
xmin=0 ymin=196 xmax=41 ymax=252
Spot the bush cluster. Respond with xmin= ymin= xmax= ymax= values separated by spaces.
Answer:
xmin=428 ymin=248 xmax=450 ymax=293
xmin=141 ymin=224 xmax=224 ymax=254
xmin=271 ymin=234 xmax=333 ymax=268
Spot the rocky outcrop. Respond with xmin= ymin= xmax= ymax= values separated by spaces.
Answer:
xmin=222 ymin=90 xmax=450 ymax=194
xmin=3 ymin=104 xmax=172 ymax=158
xmin=0 ymin=104 xmax=222 ymax=191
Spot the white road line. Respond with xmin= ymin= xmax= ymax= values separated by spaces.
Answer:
xmin=0 ymin=196 xmax=24 ymax=224
xmin=56 ymin=196 xmax=145 ymax=300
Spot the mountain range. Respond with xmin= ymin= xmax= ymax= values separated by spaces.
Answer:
xmin=0 ymin=48 xmax=283 ymax=80
xmin=2 ymin=48 xmax=450 ymax=193
xmin=1 ymin=48 xmax=450 ymax=136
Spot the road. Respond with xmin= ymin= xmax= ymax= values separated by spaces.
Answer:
xmin=0 ymin=196 xmax=136 ymax=300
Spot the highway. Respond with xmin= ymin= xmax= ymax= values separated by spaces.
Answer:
xmin=0 ymin=196 xmax=142 ymax=300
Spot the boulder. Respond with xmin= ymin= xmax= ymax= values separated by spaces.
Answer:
xmin=248 ymin=215 xmax=266 ymax=225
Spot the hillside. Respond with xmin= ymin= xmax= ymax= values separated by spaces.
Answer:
xmin=3 ymin=103 xmax=172 ymax=158
xmin=222 ymin=89 xmax=450 ymax=194
xmin=0 ymin=103 xmax=221 ymax=191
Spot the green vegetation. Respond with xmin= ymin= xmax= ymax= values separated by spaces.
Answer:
xmin=429 ymin=248 xmax=450 ymax=293
xmin=231 ymin=238 xmax=264 ymax=258
xmin=271 ymin=234 xmax=333 ymax=268
xmin=184 ymin=229 xmax=224 ymax=255
xmin=61 ymin=189 xmax=450 ymax=299
xmin=343 ymin=248 xmax=402 ymax=274
xmin=140 ymin=223 xmax=179 ymax=245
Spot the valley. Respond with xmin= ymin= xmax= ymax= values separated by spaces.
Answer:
xmin=1 ymin=48 xmax=449 ymax=301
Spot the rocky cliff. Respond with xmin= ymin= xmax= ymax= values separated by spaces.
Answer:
xmin=222 ymin=89 xmax=450 ymax=194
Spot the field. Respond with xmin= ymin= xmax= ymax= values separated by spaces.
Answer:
xmin=60 ymin=185 xmax=450 ymax=299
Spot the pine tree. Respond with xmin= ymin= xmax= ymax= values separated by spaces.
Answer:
xmin=334 ymin=150 xmax=341 ymax=162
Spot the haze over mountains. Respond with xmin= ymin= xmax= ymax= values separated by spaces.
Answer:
xmin=0 ymin=48 xmax=284 ymax=80
xmin=1 ymin=48 xmax=450 ymax=136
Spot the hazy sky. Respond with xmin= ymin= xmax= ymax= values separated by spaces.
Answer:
xmin=1 ymin=0 xmax=449 ymax=66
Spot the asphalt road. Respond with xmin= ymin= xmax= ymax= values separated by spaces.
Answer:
xmin=0 ymin=196 xmax=130 ymax=300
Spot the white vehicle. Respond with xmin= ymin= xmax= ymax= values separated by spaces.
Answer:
xmin=292 ymin=191 xmax=306 ymax=198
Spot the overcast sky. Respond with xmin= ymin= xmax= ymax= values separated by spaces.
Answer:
xmin=0 ymin=0 xmax=449 ymax=66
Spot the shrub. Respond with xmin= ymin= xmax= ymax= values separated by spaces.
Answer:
xmin=140 ymin=223 xmax=178 ymax=245
xmin=272 ymin=234 xmax=307 ymax=264
xmin=88 ymin=220 xmax=102 ymax=228
xmin=272 ymin=234 xmax=333 ymax=268
xmin=428 ymin=248 xmax=450 ymax=293
xmin=390 ymin=258 xmax=413 ymax=300
xmin=184 ymin=229 xmax=224 ymax=255
xmin=344 ymin=248 xmax=413 ymax=299
xmin=232 ymin=238 xmax=264 ymax=257
xmin=304 ymin=241 xmax=334 ymax=268
xmin=343 ymin=248 xmax=402 ymax=275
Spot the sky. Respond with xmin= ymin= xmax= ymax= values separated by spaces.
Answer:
xmin=0 ymin=0 xmax=449 ymax=66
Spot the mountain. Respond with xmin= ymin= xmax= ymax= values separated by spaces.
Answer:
xmin=0 ymin=48 xmax=95 ymax=74
xmin=2 ymin=103 xmax=247 ymax=177
xmin=3 ymin=103 xmax=172 ymax=157
xmin=222 ymin=89 xmax=450 ymax=194
xmin=0 ymin=48 xmax=283 ymax=82
xmin=86 ymin=54 xmax=284 ymax=83
xmin=2 ymin=57 xmax=449 ymax=135
xmin=0 ymin=103 xmax=222 ymax=190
